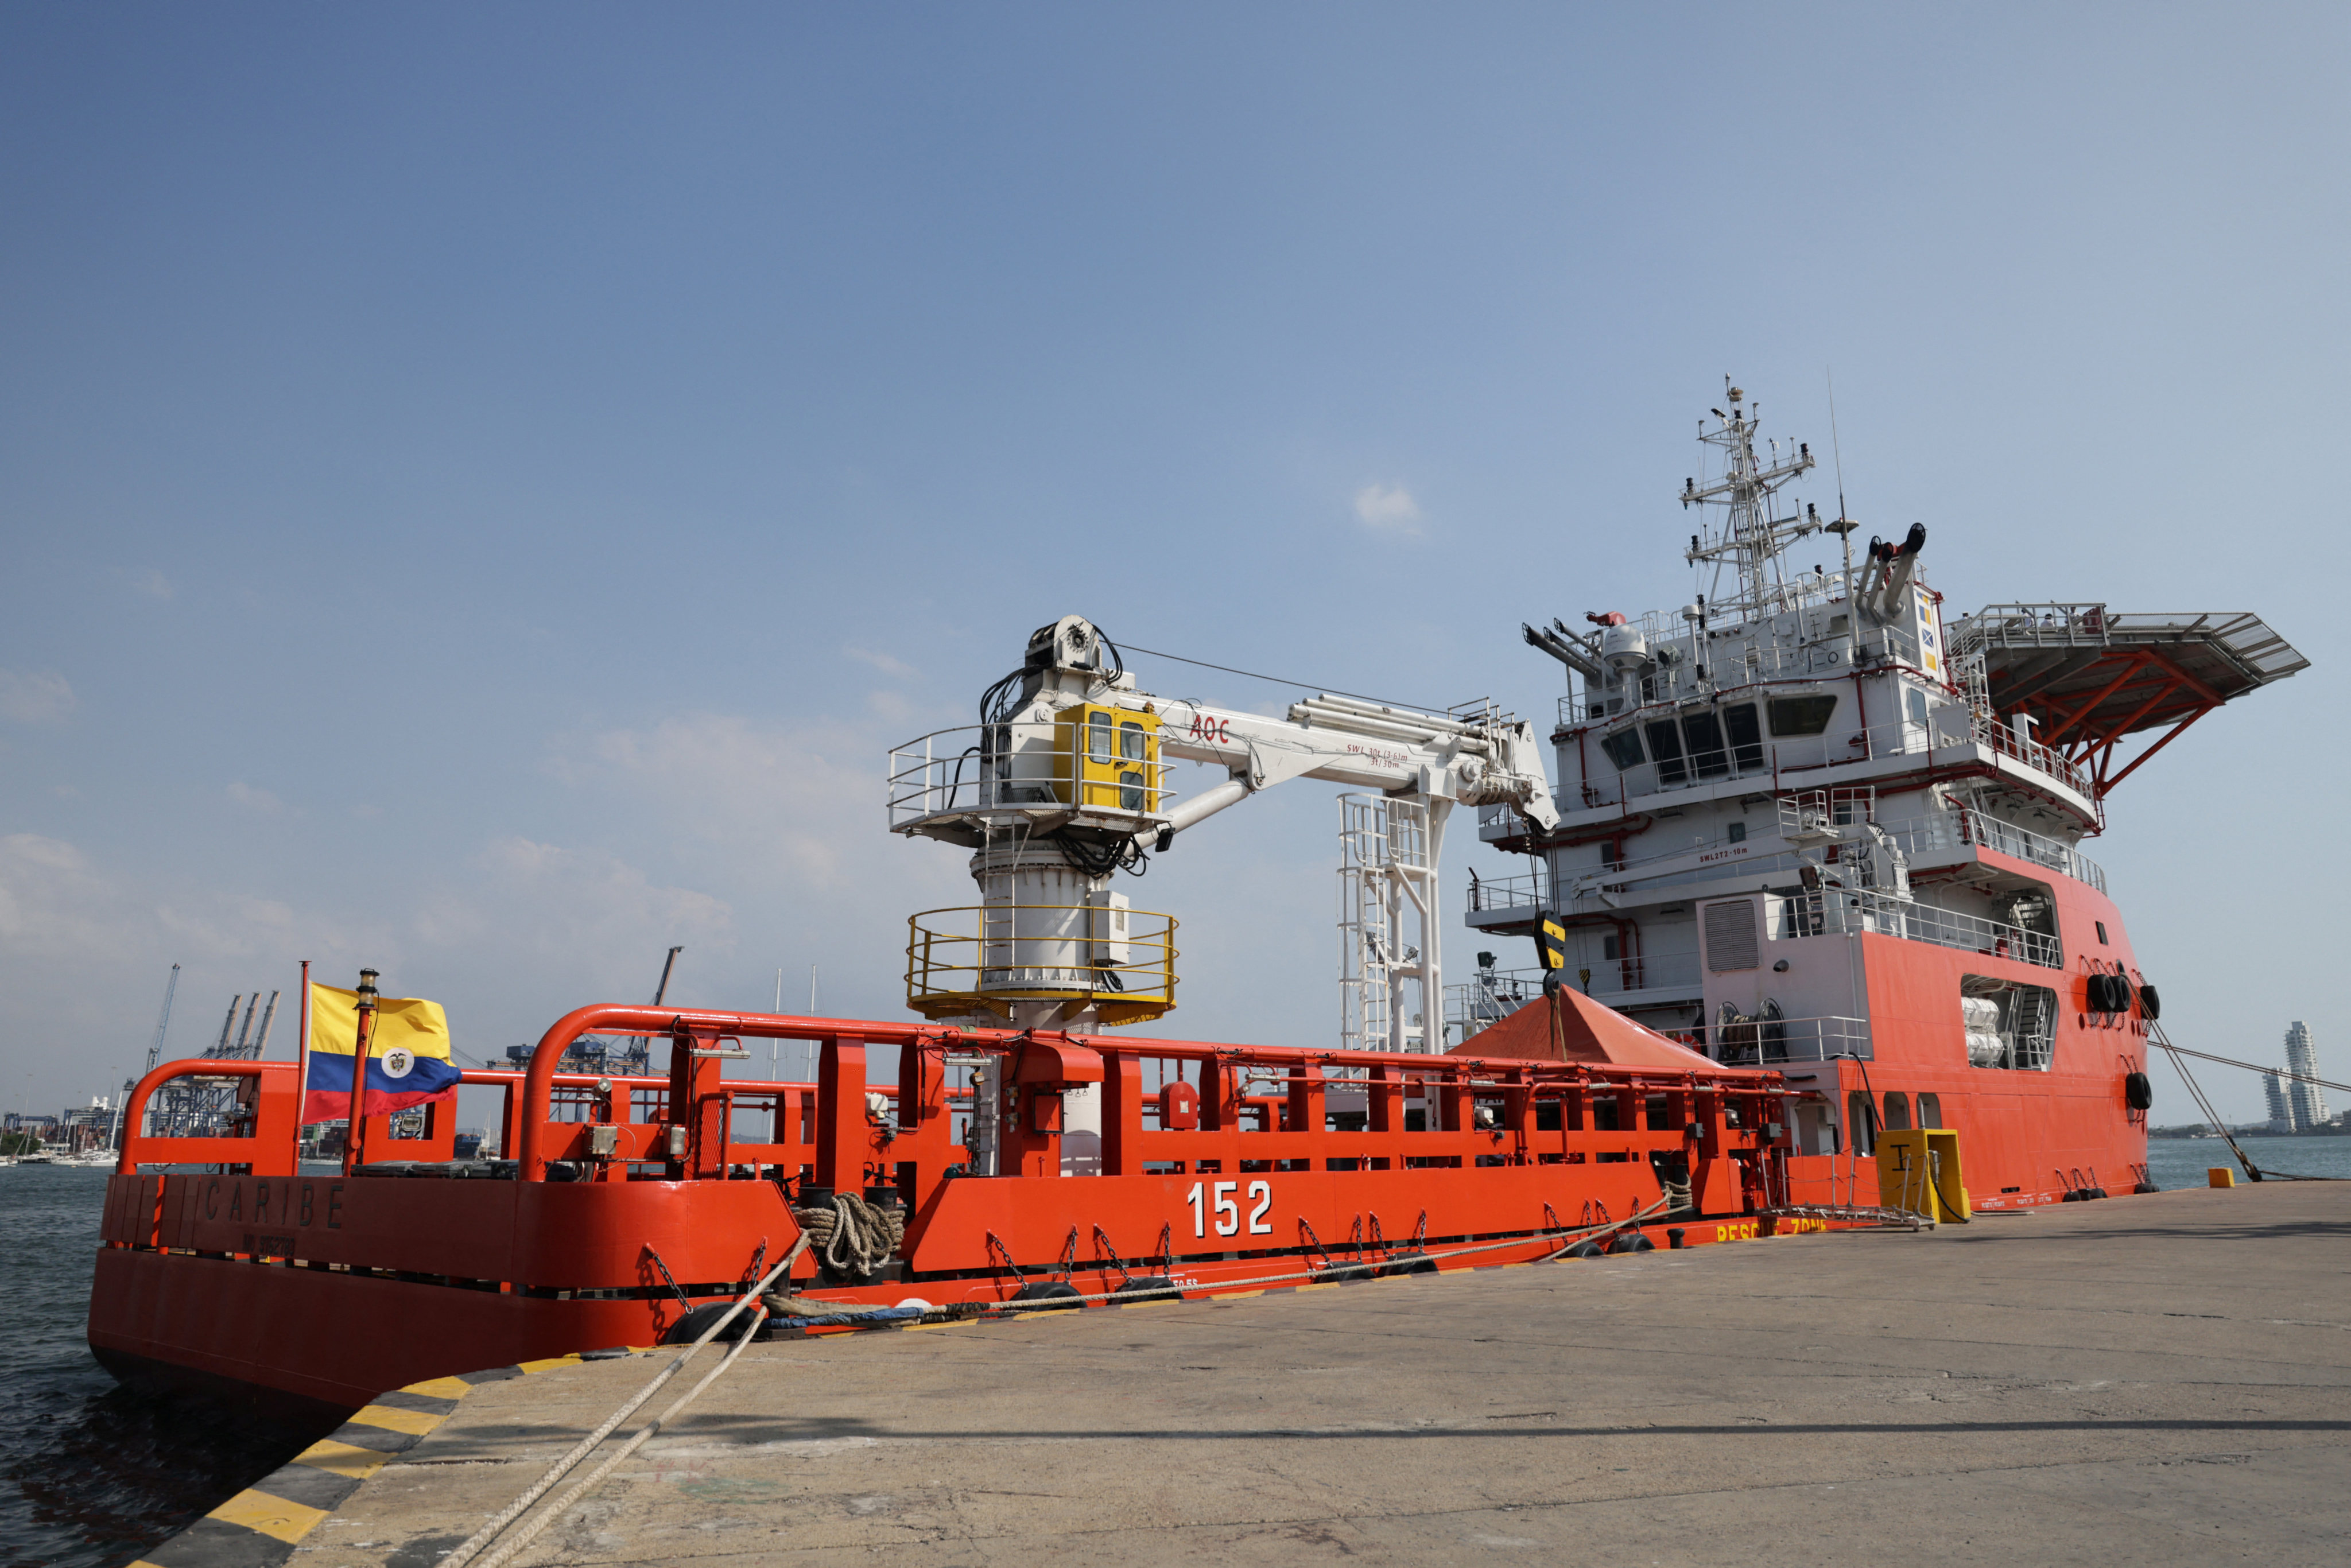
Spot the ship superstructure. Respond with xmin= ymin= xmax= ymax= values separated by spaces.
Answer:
xmin=1465 ymin=382 xmax=2307 ymax=1203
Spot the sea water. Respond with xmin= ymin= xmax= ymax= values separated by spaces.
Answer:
xmin=2144 ymin=1131 xmax=2351 ymax=1189
xmin=0 ymin=1166 xmax=329 ymax=1568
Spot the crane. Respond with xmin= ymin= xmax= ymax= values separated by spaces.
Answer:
xmin=888 ymin=615 xmax=1559 ymax=1047
xmin=142 ymin=964 xmax=181 ymax=1076
xmin=115 ymin=964 xmax=182 ymax=1155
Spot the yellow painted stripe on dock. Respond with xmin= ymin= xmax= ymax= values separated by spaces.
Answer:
xmin=517 ymin=1354 xmax=583 ymax=1374
xmin=292 ymin=1437 xmax=392 ymax=1479
xmin=208 ymin=1487 xmax=331 ymax=1542
xmin=348 ymin=1402 xmax=444 ymax=1435
xmin=399 ymin=1375 xmax=476 ymax=1400
xmin=1214 ymin=1290 xmax=1265 ymax=1299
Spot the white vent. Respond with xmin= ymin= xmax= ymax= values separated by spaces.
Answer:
xmin=1703 ymin=900 xmax=1760 ymax=973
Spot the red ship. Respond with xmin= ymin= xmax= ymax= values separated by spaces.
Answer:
xmin=91 ymin=998 xmax=1779 ymax=1417
xmin=87 ymin=386 xmax=2306 ymax=1418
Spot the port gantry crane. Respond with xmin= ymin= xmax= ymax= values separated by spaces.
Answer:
xmin=887 ymin=615 xmax=1561 ymax=1057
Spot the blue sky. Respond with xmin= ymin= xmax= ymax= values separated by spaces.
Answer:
xmin=2 ymin=4 xmax=2343 ymax=1124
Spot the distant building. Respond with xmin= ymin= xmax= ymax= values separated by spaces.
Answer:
xmin=2264 ymin=1071 xmax=2296 ymax=1134
xmin=60 ymin=1095 xmax=118 ymax=1153
xmin=2283 ymin=1021 xmax=2328 ymax=1130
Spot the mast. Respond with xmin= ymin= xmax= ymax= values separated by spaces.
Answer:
xmin=1679 ymin=378 xmax=1820 ymax=616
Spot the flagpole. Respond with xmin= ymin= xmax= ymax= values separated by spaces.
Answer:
xmin=343 ymin=968 xmax=379 ymax=1175
xmin=293 ymin=959 xmax=311 ymax=1171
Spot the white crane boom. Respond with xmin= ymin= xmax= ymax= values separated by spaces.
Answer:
xmin=886 ymin=615 xmax=1561 ymax=1057
xmin=1150 ymin=692 xmax=1558 ymax=840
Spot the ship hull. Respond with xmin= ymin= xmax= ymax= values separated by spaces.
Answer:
xmin=88 ymin=1006 xmax=1789 ymax=1415
xmin=86 ymin=991 xmax=2145 ymax=1418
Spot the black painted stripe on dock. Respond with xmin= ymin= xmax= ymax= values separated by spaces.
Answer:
xmin=314 ymin=1419 xmax=424 ymax=1455
xmin=364 ymin=1386 xmax=464 ymax=1415
xmin=127 ymin=1357 xmax=593 ymax=1568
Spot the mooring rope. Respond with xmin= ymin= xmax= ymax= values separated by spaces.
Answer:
xmin=436 ymin=1233 xmax=807 ymax=1568
xmin=2154 ymin=1035 xmax=2351 ymax=1099
xmin=470 ymin=1317 xmax=775 ymax=1568
xmin=436 ymin=1189 xmax=1836 ymax=1565
xmin=923 ymin=1196 xmax=1679 ymax=1311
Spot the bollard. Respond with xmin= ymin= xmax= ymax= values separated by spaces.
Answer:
xmin=1666 ymin=1227 xmax=1687 ymax=1249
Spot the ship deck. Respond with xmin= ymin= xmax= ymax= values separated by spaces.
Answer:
xmin=177 ymin=1179 xmax=2351 ymax=1567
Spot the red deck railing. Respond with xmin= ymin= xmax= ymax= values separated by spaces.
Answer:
xmin=106 ymin=1010 xmax=1779 ymax=1295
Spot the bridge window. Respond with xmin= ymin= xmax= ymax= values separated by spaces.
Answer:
xmin=1681 ymin=710 xmax=1730 ymax=777
xmin=1644 ymin=720 xmax=1688 ymax=784
xmin=1723 ymin=703 xmax=1763 ymax=770
xmin=1768 ymin=694 xmax=1838 ymax=737
xmin=1600 ymin=729 xmax=1644 ymax=771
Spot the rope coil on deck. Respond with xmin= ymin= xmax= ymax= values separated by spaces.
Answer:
xmin=790 ymin=1191 xmax=906 ymax=1279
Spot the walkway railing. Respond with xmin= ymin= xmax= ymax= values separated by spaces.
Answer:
xmin=1781 ymin=888 xmax=2062 ymax=969
xmin=1707 ymin=1014 xmax=1873 ymax=1066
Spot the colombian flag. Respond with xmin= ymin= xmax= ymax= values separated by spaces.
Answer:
xmin=302 ymin=983 xmax=462 ymax=1124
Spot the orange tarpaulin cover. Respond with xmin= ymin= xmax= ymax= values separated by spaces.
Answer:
xmin=1449 ymin=986 xmax=1736 ymax=1073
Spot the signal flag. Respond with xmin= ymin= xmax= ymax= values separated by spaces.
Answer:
xmin=302 ymin=983 xmax=459 ymax=1124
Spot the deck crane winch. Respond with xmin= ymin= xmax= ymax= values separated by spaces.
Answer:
xmin=887 ymin=615 xmax=1559 ymax=1046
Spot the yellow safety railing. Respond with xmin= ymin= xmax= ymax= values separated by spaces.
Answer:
xmin=905 ymin=905 xmax=1179 ymax=1028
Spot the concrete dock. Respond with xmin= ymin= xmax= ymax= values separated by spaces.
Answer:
xmin=168 ymin=1183 xmax=2349 ymax=1566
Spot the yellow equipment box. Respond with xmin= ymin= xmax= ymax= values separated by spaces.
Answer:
xmin=1875 ymin=1128 xmax=1969 ymax=1222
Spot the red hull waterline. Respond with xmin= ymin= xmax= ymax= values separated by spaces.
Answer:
xmin=87 ymin=977 xmax=2148 ymax=1418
